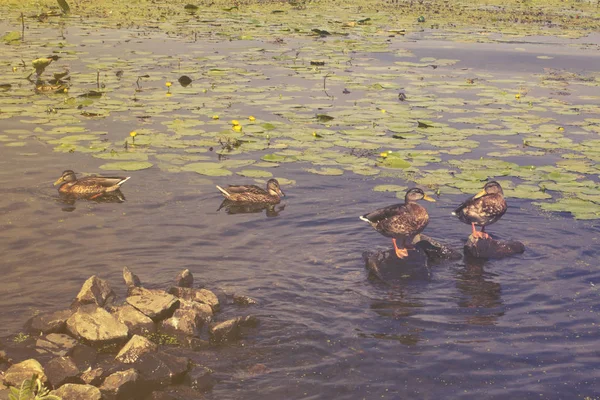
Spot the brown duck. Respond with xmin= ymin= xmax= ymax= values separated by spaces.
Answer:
xmin=360 ymin=188 xmax=436 ymax=259
xmin=452 ymin=181 xmax=507 ymax=239
xmin=54 ymin=170 xmax=131 ymax=199
xmin=216 ymin=178 xmax=285 ymax=204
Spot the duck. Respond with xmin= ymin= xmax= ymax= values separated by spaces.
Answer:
xmin=54 ymin=170 xmax=131 ymax=199
xmin=452 ymin=181 xmax=507 ymax=239
xmin=216 ymin=178 xmax=285 ymax=204
xmin=360 ymin=188 xmax=436 ymax=259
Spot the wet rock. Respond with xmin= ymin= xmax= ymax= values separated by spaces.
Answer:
xmin=209 ymin=316 xmax=259 ymax=344
xmin=123 ymin=267 xmax=142 ymax=294
xmin=133 ymin=351 xmax=191 ymax=389
xmin=51 ymin=383 xmax=102 ymax=400
xmin=179 ymin=299 xmax=213 ymax=322
xmin=363 ymin=248 xmax=431 ymax=282
xmin=111 ymin=304 xmax=156 ymax=335
xmin=179 ymin=336 xmax=210 ymax=351
xmin=148 ymin=386 xmax=205 ymax=400
xmin=115 ymin=335 xmax=158 ymax=364
xmin=27 ymin=309 xmax=73 ymax=334
xmin=167 ymin=287 xmax=219 ymax=312
xmin=175 ymin=269 xmax=193 ymax=288
xmin=36 ymin=333 xmax=77 ymax=357
xmin=67 ymin=344 xmax=98 ymax=370
xmin=233 ymin=294 xmax=257 ymax=306
xmin=45 ymin=356 xmax=81 ymax=388
xmin=188 ymin=366 xmax=214 ymax=393
xmin=72 ymin=275 xmax=116 ymax=308
xmin=81 ymin=367 xmax=104 ymax=386
xmin=66 ymin=305 xmax=129 ymax=345
xmin=126 ymin=292 xmax=180 ymax=321
xmin=99 ymin=368 xmax=140 ymax=400
xmin=415 ymin=234 xmax=462 ymax=261
xmin=160 ymin=309 xmax=203 ymax=337
xmin=464 ymin=235 xmax=525 ymax=259
xmin=3 ymin=358 xmax=47 ymax=386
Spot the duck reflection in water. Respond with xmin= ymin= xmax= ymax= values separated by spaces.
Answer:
xmin=57 ymin=190 xmax=126 ymax=212
xmin=455 ymin=255 xmax=504 ymax=325
xmin=217 ymin=199 xmax=285 ymax=217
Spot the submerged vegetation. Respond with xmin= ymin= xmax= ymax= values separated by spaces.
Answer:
xmin=0 ymin=0 xmax=599 ymax=218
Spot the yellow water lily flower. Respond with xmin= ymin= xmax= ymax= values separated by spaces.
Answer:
xmin=515 ymin=93 xmax=521 ymax=99
xmin=231 ymin=120 xmax=240 ymax=126
xmin=248 ymin=116 xmax=256 ymax=121
xmin=165 ymin=82 xmax=172 ymax=88
xmin=232 ymin=124 xmax=242 ymax=132
xmin=212 ymin=115 xmax=219 ymax=120
xmin=129 ymin=131 xmax=137 ymax=137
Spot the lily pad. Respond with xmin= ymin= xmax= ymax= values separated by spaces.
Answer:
xmin=99 ymin=161 xmax=153 ymax=171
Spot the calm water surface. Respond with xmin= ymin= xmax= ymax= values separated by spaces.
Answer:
xmin=0 ymin=26 xmax=599 ymax=400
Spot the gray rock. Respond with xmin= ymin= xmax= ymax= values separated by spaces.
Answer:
xmin=179 ymin=299 xmax=212 ymax=322
xmin=51 ymin=383 xmax=102 ymax=400
xmin=3 ymin=358 xmax=47 ymax=386
xmin=167 ymin=287 xmax=219 ymax=312
xmin=174 ymin=269 xmax=193 ymax=288
xmin=160 ymin=309 xmax=202 ymax=337
xmin=112 ymin=304 xmax=156 ymax=335
xmin=115 ymin=335 xmax=158 ymax=364
xmin=126 ymin=292 xmax=179 ymax=321
xmin=233 ymin=294 xmax=257 ymax=306
xmin=464 ymin=235 xmax=525 ymax=259
xmin=81 ymin=367 xmax=104 ymax=386
xmin=208 ymin=316 xmax=259 ymax=344
xmin=36 ymin=333 xmax=78 ymax=357
xmin=99 ymin=368 xmax=140 ymax=400
xmin=189 ymin=366 xmax=214 ymax=393
xmin=45 ymin=356 xmax=81 ymax=388
xmin=28 ymin=309 xmax=73 ymax=334
xmin=133 ymin=351 xmax=191 ymax=389
xmin=67 ymin=344 xmax=97 ymax=370
xmin=66 ymin=305 xmax=129 ymax=345
xmin=72 ymin=275 xmax=116 ymax=308
xmin=123 ymin=266 xmax=142 ymax=290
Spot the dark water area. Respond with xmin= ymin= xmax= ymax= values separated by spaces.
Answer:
xmin=1 ymin=23 xmax=600 ymax=400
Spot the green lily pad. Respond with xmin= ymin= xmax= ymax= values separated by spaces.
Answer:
xmin=236 ymin=169 xmax=273 ymax=178
xmin=99 ymin=161 xmax=153 ymax=171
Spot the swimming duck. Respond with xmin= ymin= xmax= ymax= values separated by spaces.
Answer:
xmin=216 ymin=178 xmax=285 ymax=204
xmin=360 ymin=188 xmax=436 ymax=259
xmin=452 ymin=181 xmax=507 ymax=239
xmin=54 ymin=170 xmax=131 ymax=199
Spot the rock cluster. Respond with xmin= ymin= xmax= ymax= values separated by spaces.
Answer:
xmin=0 ymin=268 xmax=258 ymax=399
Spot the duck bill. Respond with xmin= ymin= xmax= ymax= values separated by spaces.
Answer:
xmin=473 ymin=189 xmax=487 ymax=199
xmin=277 ymin=189 xmax=285 ymax=197
xmin=423 ymin=194 xmax=436 ymax=202
xmin=53 ymin=177 xmax=64 ymax=186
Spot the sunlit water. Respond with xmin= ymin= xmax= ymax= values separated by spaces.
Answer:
xmin=1 ymin=24 xmax=599 ymax=400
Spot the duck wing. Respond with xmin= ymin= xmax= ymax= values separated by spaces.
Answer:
xmin=225 ymin=184 xmax=268 ymax=195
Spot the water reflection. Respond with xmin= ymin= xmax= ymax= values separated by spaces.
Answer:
xmin=454 ymin=255 xmax=504 ymax=325
xmin=57 ymin=191 xmax=126 ymax=212
xmin=217 ymin=199 xmax=285 ymax=217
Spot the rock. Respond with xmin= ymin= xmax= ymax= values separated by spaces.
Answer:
xmin=464 ymin=235 xmax=525 ymax=259
xmin=51 ymin=383 xmax=102 ymax=400
xmin=81 ymin=367 xmax=104 ymax=386
xmin=160 ymin=309 xmax=202 ymax=337
xmin=67 ymin=344 xmax=97 ymax=370
xmin=179 ymin=299 xmax=212 ymax=322
xmin=148 ymin=386 xmax=206 ymax=400
xmin=415 ymin=234 xmax=463 ymax=261
xmin=126 ymin=292 xmax=179 ymax=321
xmin=363 ymin=249 xmax=431 ymax=282
xmin=99 ymin=368 xmax=141 ymax=400
xmin=36 ymin=333 xmax=78 ymax=358
xmin=3 ymin=358 xmax=47 ymax=386
xmin=178 ymin=336 xmax=210 ymax=351
xmin=167 ymin=287 xmax=219 ymax=312
xmin=66 ymin=305 xmax=129 ymax=345
xmin=115 ymin=335 xmax=158 ymax=364
xmin=72 ymin=275 xmax=116 ymax=308
xmin=188 ymin=366 xmax=214 ymax=393
xmin=123 ymin=267 xmax=142 ymax=291
xmin=175 ymin=269 xmax=193 ymax=288
xmin=111 ymin=304 xmax=156 ymax=335
xmin=233 ymin=294 xmax=257 ymax=306
xmin=133 ymin=351 xmax=191 ymax=389
xmin=45 ymin=356 xmax=81 ymax=388
xmin=209 ymin=316 xmax=259 ymax=344
xmin=28 ymin=309 xmax=73 ymax=334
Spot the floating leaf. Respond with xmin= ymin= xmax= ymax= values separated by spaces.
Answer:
xmin=236 ymin=169 xmax=273 ymax=178
xmin=99 ymin=161 xmax=153 ymax=171
xmin=57 ymin=0 xmax=70 ymax=13
xmin=373 ymin=184 xmax=407 ymax=192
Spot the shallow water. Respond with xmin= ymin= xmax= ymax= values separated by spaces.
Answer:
xmin=1 ymin=22 xmax=600 ymax=400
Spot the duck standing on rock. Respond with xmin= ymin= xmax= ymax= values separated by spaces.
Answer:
xmin=452 ymin=181 xmax=507 ymax=239
xmin=54 ymin=170 xmax=131 ymax=199
xmin=360 ymin=188 xmax=436 ymax=259
xmin=216 ymin=178 xmax=285 ymax=204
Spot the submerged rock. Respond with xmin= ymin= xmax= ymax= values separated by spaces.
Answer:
xmin=72 ymin=275 xmax=116 ymax=308
xmin=133 ymin=351 xmax=191 ymax=389
xmin=464 ymin=235 xmax=525 ymax=259
xmin=51 ymin=383 xmax=102 ymax=400
xmin=232 ymin=294 xmax=257 ymax=306
xmin=115 ymin=335 xmax=158 ymax=364
xmin=3 ymin=358 xmax=47 ymax=386
xmin=175 ymin=269 xmax=193 ymax=288
xmin=126 ymin=292 xmax=180 ymax=321
xmin=28 ymin=309 xmax=73 ymax=334
xmin=209 ymin=316 xmax=259 ymax=344
xmin=66 ymin=305 xmax=129 ymax=345
xmin=45 ymin=356 xmax=81 ymax=388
